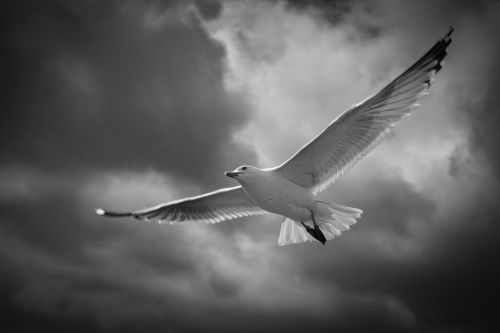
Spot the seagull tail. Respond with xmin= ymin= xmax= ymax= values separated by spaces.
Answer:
xmin=277 ymin=201 xmax=362 ymax=246
xmin=278 ymin=218 xmax=314 ymax=246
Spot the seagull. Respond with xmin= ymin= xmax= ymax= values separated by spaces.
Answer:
xmin=96 ymin=28 xmax=453 ymax=246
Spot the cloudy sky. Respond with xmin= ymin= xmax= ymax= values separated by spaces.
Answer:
xmin=1 ymin=0 xmax=500 ymax=332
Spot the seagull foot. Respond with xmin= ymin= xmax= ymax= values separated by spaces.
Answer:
xmin=301 ymin=222 xmax=327 ymax=245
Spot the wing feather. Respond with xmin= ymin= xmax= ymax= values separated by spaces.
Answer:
xmin=96 ymin=186 xmax=268 ymax=224
xmin=275 ymin=28 xmax=453 ymax=194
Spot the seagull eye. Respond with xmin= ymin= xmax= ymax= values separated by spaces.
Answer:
xmin=241 ymin=166 xmax=247 ymax=171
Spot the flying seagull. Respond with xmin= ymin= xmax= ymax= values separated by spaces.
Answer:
xmin=96 ymin=28 xmax=453 ymax=246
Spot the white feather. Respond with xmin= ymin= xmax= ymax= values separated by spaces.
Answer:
xmin=274 ymin=30 xmax=452 ymax=194
xmin=98 ymin=186 xmax=268 ymax=224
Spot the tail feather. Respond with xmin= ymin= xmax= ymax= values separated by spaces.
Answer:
xmin=317 ymin=201 xmax=362 ymax=218
xmin=277 ymin=202 xmax=362 ymax=246
xmin=278 ymin=218 xmax=314 ymax=245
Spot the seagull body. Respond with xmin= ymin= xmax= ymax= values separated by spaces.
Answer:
xmin=228 ymin=167 xmax=316 ymax=222
xmin=96 ymin=28 xmax=453 ymax=246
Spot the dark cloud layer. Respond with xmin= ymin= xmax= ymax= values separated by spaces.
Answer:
xmin=1 ymin=1 xmax=500 ymax=333
xmin=0 ymin=0 xmax=256 ymax=186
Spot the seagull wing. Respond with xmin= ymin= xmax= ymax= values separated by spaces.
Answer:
xmin=96 ymin=186 xmax=268 ymax=224
xmin=274 ymin=28 xmax=453 ymax=194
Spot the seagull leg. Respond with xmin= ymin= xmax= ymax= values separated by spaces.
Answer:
xmin=311 ymin=212 xmax=327 ymax=245
xmin=300 ymin=212 xmax=327 ymax=245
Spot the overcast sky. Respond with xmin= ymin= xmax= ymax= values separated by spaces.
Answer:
xmin=1 ymin=0 xmax=500 ymax=332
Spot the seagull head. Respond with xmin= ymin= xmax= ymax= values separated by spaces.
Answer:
xmin=225 ymin=165 xmax=257 ymax=179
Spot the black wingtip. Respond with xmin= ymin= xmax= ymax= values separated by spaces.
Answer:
xmin=95 ymin=208 xmax=132 ymax=218
xmin=446 ymin=26 xmax=454 ymax=38
xmin=442 ymin=27 xmax=454 ymax=44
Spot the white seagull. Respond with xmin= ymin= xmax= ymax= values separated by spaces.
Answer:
xmin=96 ymin=28 xmax=453 ymax=246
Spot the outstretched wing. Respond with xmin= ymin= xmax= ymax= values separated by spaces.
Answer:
xmin=275 ymin=28 xmax=453 ymax=194
xmin=96 ymin=186 xmax=268 ymax=224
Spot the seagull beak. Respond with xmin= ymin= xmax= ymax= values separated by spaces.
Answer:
xmin=225 ymin=171 xmax=240 ymax=178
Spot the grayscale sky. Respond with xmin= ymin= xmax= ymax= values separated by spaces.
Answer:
xmin=1 ymin=1 xmax=500 ymax=332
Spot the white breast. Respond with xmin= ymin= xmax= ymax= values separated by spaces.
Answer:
xmin=239 ymin=170 xmax=315 ymax=222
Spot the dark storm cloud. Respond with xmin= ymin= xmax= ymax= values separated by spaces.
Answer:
xmin=0 ymin=0 xmax=253 ymax=278
xmin=285 ymin=0 xmax=382 ymax=39
xmin=285 ymin=0 xmax=351 ymax=24
xmin=0 ymin=0 xmax=257 ymax=187
xmin=0 ymin=1 xmax=258 ymax=332
xmin=278 ymin=169 xmax=500 ymax=333
xmin=457 ymin=63 xmax=500 ymax=177
xmin=195 ymin=0 xmax=222 ymax=21
xmin=2 ymin=1 xmax=500 ymax=333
